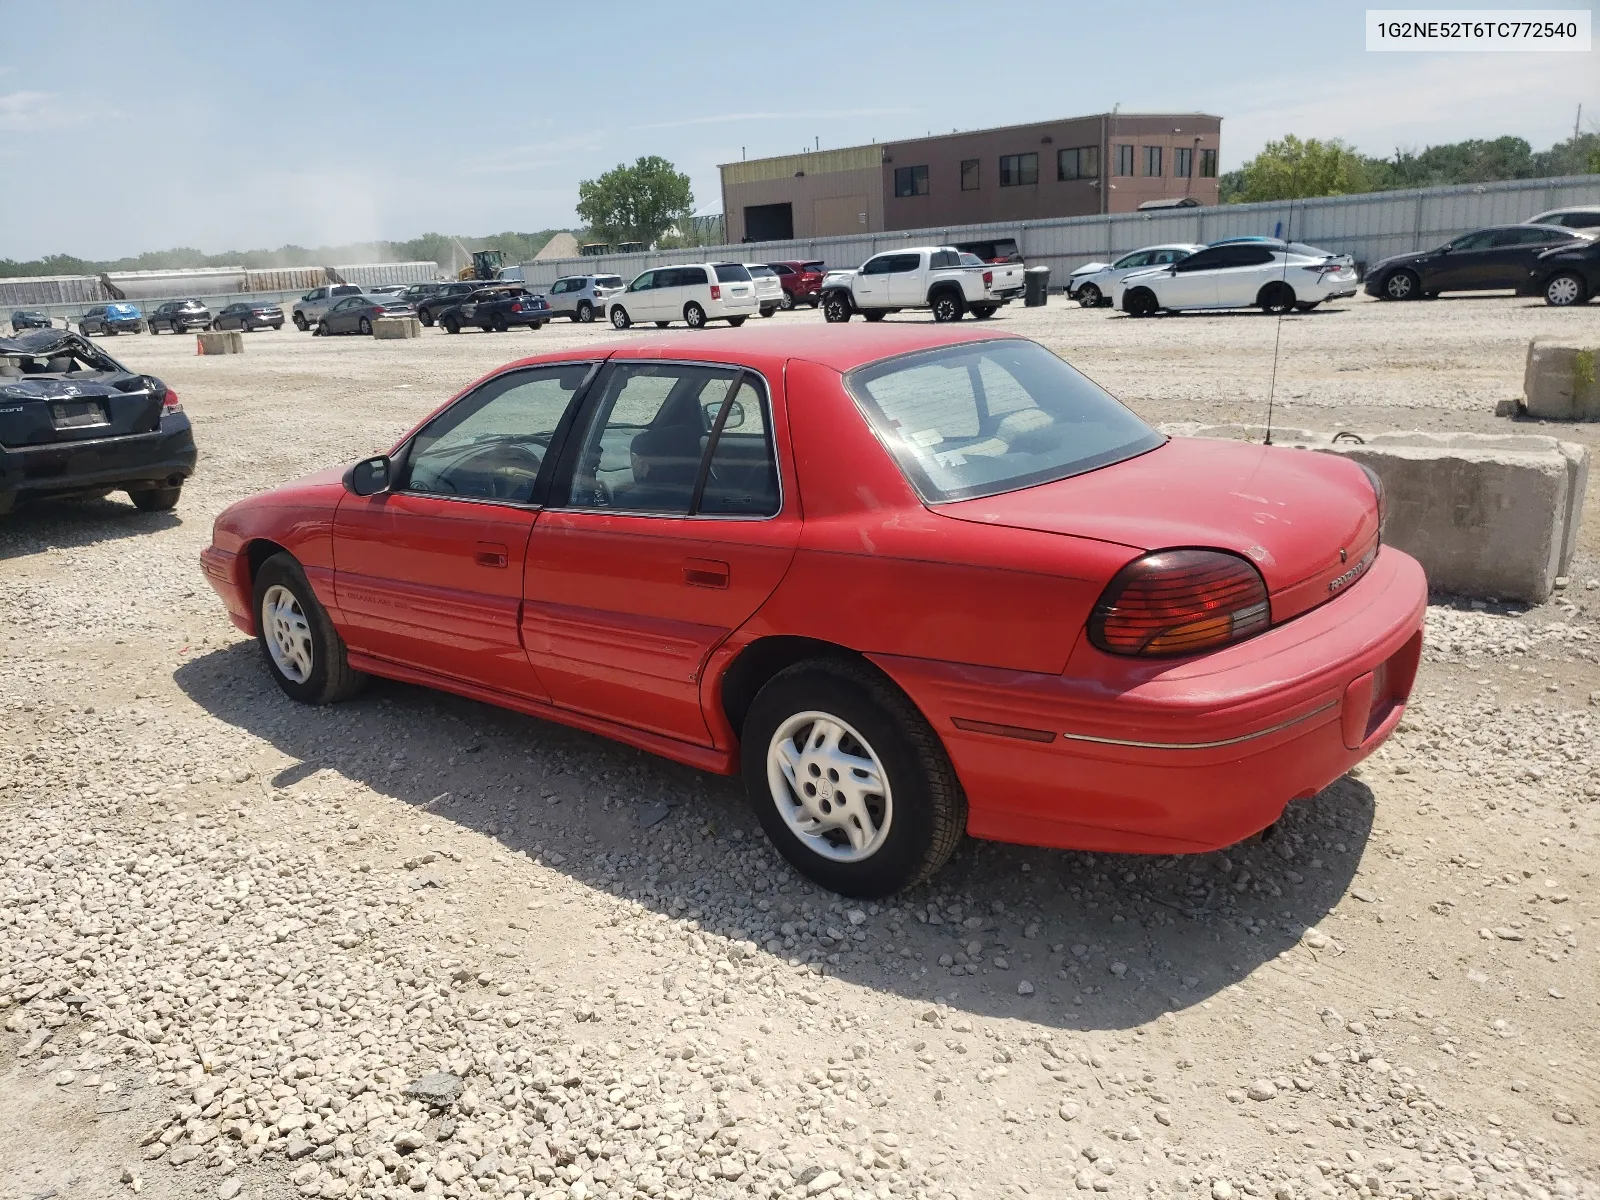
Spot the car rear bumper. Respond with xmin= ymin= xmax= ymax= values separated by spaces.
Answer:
xmin=873 ymin=546 xmax=1427 ymax=854
xmin=1 ymin=417 xmax=197 ymax=500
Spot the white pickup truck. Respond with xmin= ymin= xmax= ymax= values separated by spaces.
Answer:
xmin=820 ymin=246 xmax=1024 ymax=323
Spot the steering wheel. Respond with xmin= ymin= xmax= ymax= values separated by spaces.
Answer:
xmin=456 ymin=443 xmax=544 ymax=501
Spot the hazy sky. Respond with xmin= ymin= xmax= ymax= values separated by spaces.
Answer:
xmin=1 ymin=0 xmax=1594 ymax=260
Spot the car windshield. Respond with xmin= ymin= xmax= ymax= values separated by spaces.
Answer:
xmin=714 ymin=264 xmax=752 ymax=283
xmin=846 ymin=340 xmax=1164 ymax=503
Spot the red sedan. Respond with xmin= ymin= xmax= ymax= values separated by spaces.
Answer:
xmin=201 ymin=326 xmax=1426 ymax=897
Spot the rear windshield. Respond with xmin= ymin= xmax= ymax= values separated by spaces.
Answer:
xmin=714 ymin=264 xmax=752 ymax=283
xmin=802 ymin=262 xmax=825 ymax=272
xmin=746 ymin=265 xmax=776 ymax=277
xmin=332 ymin=285 xmax=361 ymax=296
xmin=596 ymin=276 xmax=623 ymax=287
xmin=1285 ymin=241 xmax=1335 ymax=258
xmin=845 ymin=340 xmax=1163 ymax=503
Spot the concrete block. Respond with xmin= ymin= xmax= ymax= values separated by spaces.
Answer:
xmin=196 ymin=330 xmax=243 ymax=355
xmin=373 ymin=317 xmax=422 ymax=340
xmin=1157 ymin=423 xmax=1589 ymax=604
xmin=1523 ymin=338 xmax=1600 ymax=420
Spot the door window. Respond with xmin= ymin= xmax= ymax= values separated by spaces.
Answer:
xmin=628 ymin=271 xmax=656 ymax=292
xmin=1496 ymin=227 xmax=1573 ymax=246
xmin=860 ymin=256 xmax=895 ymax=276
xmin=1447 ymin=231 xmax=1497 ymax=251
xmin=1150 ymin=249 xmax=1187 ymax=264
xmin=1114 ymin=251 xmax=1152 ymax=269
xmin=886 ymin=253 xmax=922 ymax=272
xmin=402 ymin=365 xmax=591 ymax=504
xmin=1174 ymin=248 xmax=1227 ymax=273
xmin=679 ymin=267 xmax=711 ymax=286
xmin=564 ymin=363 xmax=773 ymax=516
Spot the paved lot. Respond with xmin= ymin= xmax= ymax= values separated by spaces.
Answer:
xmin=2 ymin=295 xmax=1596 ymax=1200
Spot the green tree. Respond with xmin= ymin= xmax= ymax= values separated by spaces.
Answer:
xmin=576 ymin=156 xmax=693 ymax=248
xmin=1229 ymin=135 xmax=1371 ymax=203
xmin=1591 ymin=145 xmax=1600 ymax=174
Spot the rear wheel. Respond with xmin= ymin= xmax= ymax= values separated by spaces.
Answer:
xmin=727 ymin=316 xmax=747 ymax=327
xmin=1258 ymin=283 xmax=1295 ymax=315
xmin=493 ymin=315 xmax=509 ymax=332
xmin=293 ymin=313 xmax=309 ymax=331
xmin=822 ymin=293 xmax=852 ymax=323
xmin=611 ymin=306 xmax=631 ymax=329
xmin=253 ymin=553 xmax=366 ymax=706
xmin=1382 ymin=270 xmax=1419 ymax=301
xmin=759 ymin=305 xmax=777 ymax=318
xmin=1077 ymin=284 xmax=1102 ymax=308
xmin=930 ymin=290 xmax=964 ymax=322
xmin=315 ymin=320 xmax=330 ymax=336
xmin=1544 ymin=272 xmax=1588 ymax=307
xmin=742 ymin=659 xmax=965 ymax=897
xmin=970 ymin=304 xmax=997 ymax=319
xmin=576 ymin=301 xmax=594 ymax=323
xmin=779 ymin=292 xmax=795 ymax=311
xmin=128 ymin=484 xmax=180 ymax=512
xmin=683 ymin=302 xmax=707 ymax=329
xmin=358 ymin=317 xmax=372 ymax=335
xmin=862 ymin=310 xmax=886 ymax=322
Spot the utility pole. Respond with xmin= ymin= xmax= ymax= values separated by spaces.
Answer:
xmin=1575 ymin=103 xmax=1582 ymax=143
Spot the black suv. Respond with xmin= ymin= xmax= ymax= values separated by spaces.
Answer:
xmin=415 ymin=282 xmax=484 ymax=326
xmin=10 ymin=310 xmax=52 ymax=332
xmin=147 ymin=299 xmax=213 ymax=334
xmin=436 ymin=287 xmax=551 ymax=333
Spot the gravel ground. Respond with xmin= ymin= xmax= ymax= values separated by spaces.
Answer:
xmin=2 ymin=295 xmax=1596 ymax=1200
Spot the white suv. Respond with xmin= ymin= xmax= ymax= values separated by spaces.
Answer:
xmin=1112 ymin=239 xmax=1358 ymax=316
xmin=547 ymin=274 xmax=624 ymax=323
xmin=292 ymin=284 xmax=362 ymax=331
xmin=607 ymin=263 xmax=758 ymax=329
xmin=744 ymin=264 xmax=784 ymax=317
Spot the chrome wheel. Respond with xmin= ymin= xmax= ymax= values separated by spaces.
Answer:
xmin=1545 ymin=274 xmax=1583 ymax=307
xmin=767 ymin=711 xmax=892 ymax=862
xmin=1384 ymin=271 xmax=1416 ymax=300
xmin=262 ymin=584 xmax=313 ymax=684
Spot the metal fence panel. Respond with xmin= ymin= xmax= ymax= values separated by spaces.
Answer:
xmin=331 ymin=262 xmax=439 ymax=287
xmin=0 ymin=275 xmax=106 ymax=307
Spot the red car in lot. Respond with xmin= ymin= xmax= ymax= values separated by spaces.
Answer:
xmin=201 ymin=326 xmax=1425 ymax=897
xmin=766 ymin=261 xmax=827 ymax=309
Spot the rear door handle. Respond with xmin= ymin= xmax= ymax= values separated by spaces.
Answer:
xmin=683 ymin=557 xmax=729 ymax=589
xmin=475 ymin=541 xmax=508 ymax=568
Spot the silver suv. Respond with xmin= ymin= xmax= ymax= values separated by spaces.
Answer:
xmin=546 ymin=274 xmax=624 ymax=323
xmin=292 ymin=284 xmax=362 ymax=331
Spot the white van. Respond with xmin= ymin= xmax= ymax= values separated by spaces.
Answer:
xmin=607 ymin=263 xmax=758 ymax=329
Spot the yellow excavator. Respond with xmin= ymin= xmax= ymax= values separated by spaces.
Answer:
xmin=457 ymin=248 xmax=505 ymax=282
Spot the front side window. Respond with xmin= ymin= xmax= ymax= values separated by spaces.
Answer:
xmin=894 ymin=165 xmax=929 ymax=197
xmin=1448 ymin=231 xmax=1497 ymax=252
xmin=1199 ymin=148 xmax=1218 ymax=177
xmin=1114 ymin=144 xmax=1135 ymax=176
xmin=1057 ymin=146 xmax=1099 ymax=180
xmin=1113 ymin=251 xmax=1151 ymax=269
xmin=565 ymin=363 xmax=776 ymax=517
xmin=961 ymin=158 xmax=980 ymax=191
xmin=999 ymin=153 xmax=1038 ymax=187
xmin=628 ymin=271 xmax=656 ymax=292
xmin=861 ymin=256 xmax=895 ymax=276
xmin=403 ymin=364 xmax=591 ymax=503
xmin=846 ymin=341 xmax=1163 ymax=503
xmin=887 ymin=253 xmax=923 ymax=273
xmin=1143 ymin=145 xmax=1163 ymax=177
xmin=1174 ymin=147 xmax=1193 ymax=179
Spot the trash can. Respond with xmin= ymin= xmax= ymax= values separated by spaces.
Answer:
xmin=1024 ymin=265 xmax=1051 ymax=307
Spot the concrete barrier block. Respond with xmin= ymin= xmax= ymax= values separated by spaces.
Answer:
xmin=373 ymin=317 xmax=422 ymax=340
xmin=1157 ymin=423 xmax=1589 ymax=603
xmin=1523 ymin=338 xmax=1600 ymax=420
xmin=196 ymin=330 xmax=243 ymax=355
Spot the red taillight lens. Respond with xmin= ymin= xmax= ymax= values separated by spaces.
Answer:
xmin=511 ymin=302 xmax=522 ymax=312
xmin=983 ymin=270 xmax=993 ymax=287
xmin=161 ymin=388 xmax=182 ymax=414
xmin=1089 ymin=550 xmax=1270 ymax=657
xmin=710 ymin=284 xmax=722 ymax=300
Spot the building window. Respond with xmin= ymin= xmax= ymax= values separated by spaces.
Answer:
xmin=893 ymin=164 xmax=929 ymax=198
xmin=1057 ymin=145 xmax=1099 ymax=181
xmin=1114 ymin=144 xmax=1135 ymax=176
xmin=961 ymin=158 xmax=980 ymax=191
xmin=1143 ymin=146 xmax=1163 ymax=177
xmin=1174 ymin=147 xmax=1193 ymax=179
xmin=1200 ymin=148 xmax=1218 ymax=178
xmin=999 ymin=152 xmax=1038 ymax=187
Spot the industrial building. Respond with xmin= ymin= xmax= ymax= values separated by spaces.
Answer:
xmin=719 ymin=113 xmax=1222 ymax=243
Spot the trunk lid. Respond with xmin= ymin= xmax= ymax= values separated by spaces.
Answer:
xmin=938 ymin=437 xmax=1380 ymax=619
xmin=0 ymin=329 xmax=165 ymax=448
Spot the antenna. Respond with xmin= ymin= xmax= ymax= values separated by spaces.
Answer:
xmin=1262 ymin=198 xmax=1295 ymax=445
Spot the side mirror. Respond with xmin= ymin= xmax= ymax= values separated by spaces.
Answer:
xmin=344 ymin=455 xmax=392 ymax=497
xmin=704 ymin=399 xmax=746 ymax=429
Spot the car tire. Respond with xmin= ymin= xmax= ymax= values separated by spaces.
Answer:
xmin=1123 ymin=288 xmax=1158 ymax=317
xmin=741 ymin=658 xmax=966 ymax=898
xmin=727 ymin=316 xmax=747 ymax=327
xmin=293 ymin=313 xmax=309 ymax=331
xmin=253 ymin=553 xmax=367 ymax=706
xmin=683 ymin=302 xmax=707 ymax=329
xmin=1543 ymin=272 xmax=1588 ymax=307
xmin=358 ymin=317 xmax=372 ymax=335
xmin=654 ymin=320 xmax=670 ymax=328
xmin=779 ymin=293 xmax=795 ymax=311
xmin=576 ymin=301 xmax=594 ymax=323
xmin=611 ymin=306 xmax=631 ymax=330
xmin=970 ymin=304 xmax=997 ymax=320
xmin=127 ymin=485 xmax=181 ymax=512
xmin=930 ymin=290 xmax=964 ymax=322
xmin=419 ymin=311 xmax=434 ymax=327
xmin=822 ymin=293 xmax=852 ymax=323
xmin=808 ymin=298 xmax=820 ymax=308
xmin=315 ymin=321 xmax=329 ymax=336
xmin=1258 ymin=283 xmax=1295 ymax=315
xmin=1383 ymin=270 xmax=1419 ymax=301
xmin=759 ymin=305 xmax=777 ymax=318
xmin=442 ymin=316 xmax=461 ymax=334
xmin=493 ymin=315 xmax=509 ymax=333
xmin=1078 ymin=285 xmax=1103 ymax=308
xmin=862 ymin=310 xmax=886 ymax=322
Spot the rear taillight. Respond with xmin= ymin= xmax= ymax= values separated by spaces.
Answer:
xmin=161 ymin=388 xmax=182 ymax=414
xmin=1089 ymin=550 xmax=1269 ymax=657
xmin=710 ymin=284 xmax=722 ymax=300
xmin=511 ymin=302 xmax=523 ymax=312
xmin=983 ymin=270 xmax=993 ymax=287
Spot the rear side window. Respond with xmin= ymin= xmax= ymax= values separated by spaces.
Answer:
xmin=1561 ymin=212 xmax=1600 ymax=227
xmin=846 ymin=340 xmax=1163 ymax=503
xmin=929 ymin=250 xmax=960 ymax=269
xmin=714 ymin=264 xmax=751 ymax=283
xmin=771 ymin=264 xmax=794 ymax=276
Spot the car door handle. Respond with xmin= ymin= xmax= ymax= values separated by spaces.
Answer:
xmin=475 ymin=541 xmax=508 ymax=568
xmin=683 ymin=558 xmax=729 ymax=589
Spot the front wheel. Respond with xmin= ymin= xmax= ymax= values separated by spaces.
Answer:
xmin=930 ymin=291 xmax=964 ymax=322
xmin=759 ymin=305 xmax=777 ymax=318
xmin=822 ymin=293 xmax=852 ymax=323
xmin=1077 ymin=285 xmax=1101 ymax=308
xmin=1258 ymin=283 xmax=1295 ymax=315
xmin=358 ymin=317 xmax=372 ymax=335
xmin=1382 ymin=270 xmax=1419 ymax=301
xmin=1544 ymin=272 xmax=1588 ymax=307
xmin=492 ymin=315 xmax=509 ymax=333
xmin=253 ymin=553 xmax=367 ymax=706
xmin=128 ymin=485 xmax=180 ymax=512
xmin=610 ymin=306 xmax=631 ymax=329
xmin=683 ymin=302 xmax=707 ymax=329
xmin=418 ymin=310 xmax=435 ymax=327
xmin=315 ymin=321 xmax=330 ymax=336
xmin=742 ymin=659 xmax=966 ymax=898
xmin=576 ymin=301 xmax=594 ymax=323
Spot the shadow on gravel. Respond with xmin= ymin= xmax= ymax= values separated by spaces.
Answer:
xmin=176 ymin=641 xmax=1374 ymax=1034
xmin=0 ymin=496 xmax=180 ymax=559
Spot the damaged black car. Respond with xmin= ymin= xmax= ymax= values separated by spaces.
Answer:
xmin=0 ymin=328 xmax=196 ymax=515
